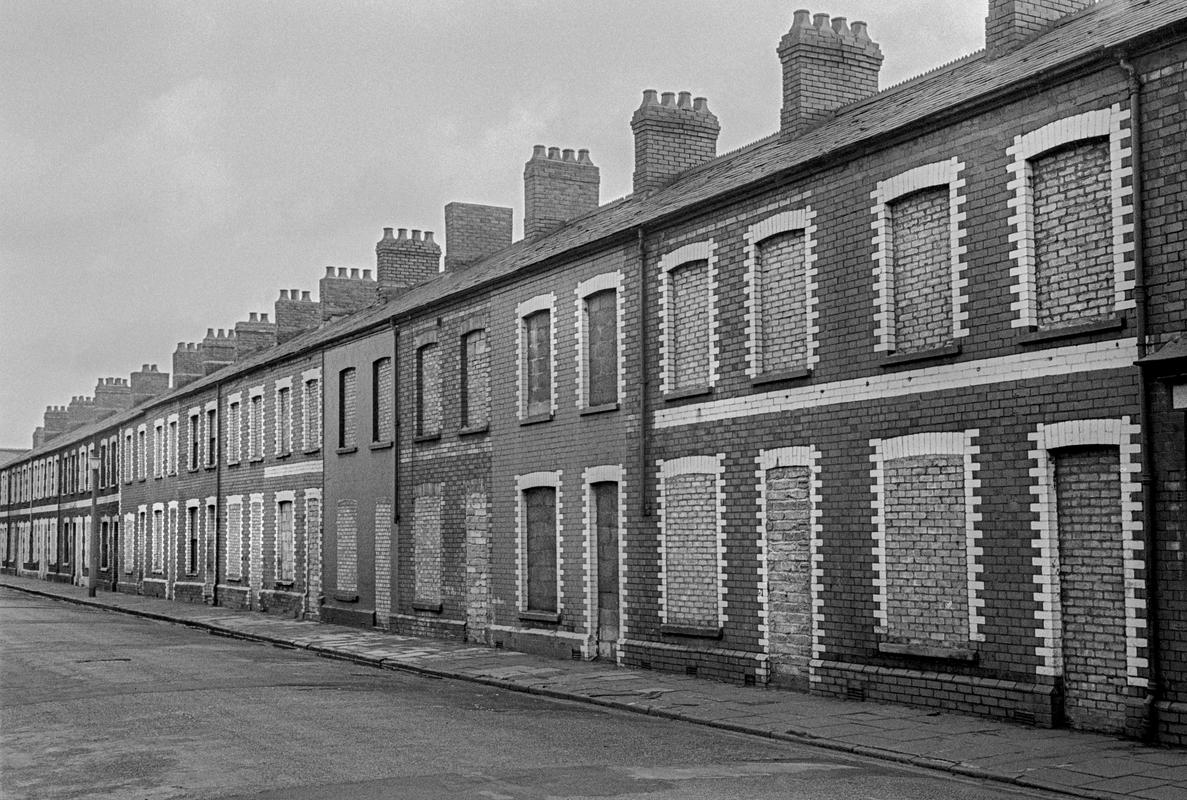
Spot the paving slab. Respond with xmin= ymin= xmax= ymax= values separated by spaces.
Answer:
xmin=4 ymin=573 xmax=1186 ymax=800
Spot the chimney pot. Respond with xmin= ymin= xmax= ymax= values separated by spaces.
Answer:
xmin=279 ymin=289 xmax=289 ymax=300
xmin=382 ymin=226 xmax=394 ymax=239
xmin=325 ymin=266 xmax=335 ymax=277
xmin=661 ymin=91 xmax=676 ymax=107
xmin=249 ymin=312 xmax=258 ymax=322
xmin=851 ymin=20 xmax=869 ymax=42
xmin=640 ymin=89 xmax=659 ymax=106
xmin=301 ymin=291 xmax=311 ymax=301
xmin=337 ymin=267 xmax=347 ymax=277
xmin=424 ymin=231 xmax=435 ymax=244
xmin=831 ymin=16 xmax=849 ymax=37
xmin=260 ymin=312 xmax=269 ymax=323
xmin=562 ymin=148 xmax=575 ymax=162
xmin=350 ymin=268 xmax=360 ymax=279
xmin=813 ymin=12 xmax=831 ymax=31
xmin=412 ymin=229 xmax=422 ymax=241
xmin=792 ymin=8 xmax=811 ymax=28
xmin=532 ymin=144 xmax=547 ymax=158
xmin=547 ymin=146 xmax=561 ymax=160
xmin=362 ymin=269 xmax=372 ymax=280
xmin=398 ymin=228 xmax=408 ymax=239
xmin=577 ymin=148 xmax=592 ymax=164
xmin=677 ymin=91 xmax=692 ymax=109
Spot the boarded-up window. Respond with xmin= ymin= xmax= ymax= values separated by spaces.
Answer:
xmin=248 ymin=396 xmax=263 ymax=459
xmin=415 ymin=346 xmax=440 ymax=437
xmin=524 ymin=486 xmax=557 ymax=613
xmin=1033 ymin=139 xmax=1112 ymax=328
xmin=276 ymin=500 xmax=295 ymax=583
xmin=523 ymin=311 xmax=551 ymax=418
xmin=756 ymin=232 xmax=807 ymax=373
xmin=765 ymin=465 xmax=811 ymax=686
xmin=669 ymin=260 xmax=710 ymax=391
xmin=303 ymin=378 xmax=320 ymax=451
xmin=584 ymin=290 xmax=618 ymax=407
xmin=888 ymin=186 xmax=951 ymax=353
xmin=277 ymin=387 xmax=292 ymax=455
xmin=152 ymin=509 xmax=164 ymax=573
xmin=461 ymin=330 xmax=489 ymax=429
xmin=186 ymin=506 xmax=198 ymax=574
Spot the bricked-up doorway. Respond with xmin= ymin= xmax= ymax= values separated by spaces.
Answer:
xmin=1053 ymin=445 xmax=1128 ymax=732
xmin=592 ymin=482 xmax=619 ymax=659
xmin=765 ymin=465 xmax=812 ymax=688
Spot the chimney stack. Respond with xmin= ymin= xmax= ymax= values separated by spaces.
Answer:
xmin=375 ymin=227 xmax=441 ymax=299
xmin=986 ymin=1 xmax=1092 ymax=57
xmin=66 ymin=395 xmax=101 ymax=430
xmin=234 ymin=312 xmax=277 ymax=361
xmin=319 ymin=266 xmax=379 ymax=321
xmin=778 ymin=10 xmax=883 ymax=137
xmin=275 ymin=288 xmax=321 ymax=344
xmin=94 ymin=377 xmax=132 ymax=416
xmin=523 ymin=145 xmax=600 ymax=240
xmin=631 ymin=91 xmax=720 ymax=195
xmin=32 ymin=427 xmax=45 ymax=449
xmin=131 ymin=364 xmax=170 ymax=405
xmin=173 ymin=343 xmax=204 ymax=389
xmin=200 ymin=328 xmax=236 ymax=375
xmin=43 ymin=405 xmax=70 ymax=442
xmin=444 ymin=203 xmax=513 ymax=271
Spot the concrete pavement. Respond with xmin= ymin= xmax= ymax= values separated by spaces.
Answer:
xmin=4 ymin=574 xmax=1185 ymax=800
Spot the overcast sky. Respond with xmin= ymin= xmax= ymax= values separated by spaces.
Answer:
xmin=0 ymin=1 xmax=988 ymax=448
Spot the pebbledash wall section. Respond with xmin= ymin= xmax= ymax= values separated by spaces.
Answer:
xmin=2 ymin=0 xmax=1186 ymax=745
xmin=627 ymin=49 xmax=1173 ymax=735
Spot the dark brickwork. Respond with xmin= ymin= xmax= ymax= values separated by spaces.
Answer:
xmin=987 ymin=1 xmax=1094 ymax=56
xmin=631 ymin=91 xmax=719 ymax=195
xmin=888 ymin=188 xmax=951 ymax=352
xmin=376 ymin=227 xmax=441 ymax=296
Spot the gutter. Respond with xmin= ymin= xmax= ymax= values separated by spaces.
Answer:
xmin=1118 ymin=52 xmax=1162 ymax=744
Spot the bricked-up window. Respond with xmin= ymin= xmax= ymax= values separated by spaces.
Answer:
xmin=668 ymin=260 xmax=711 ymax=392
xmin=584 ymin=290 xmax=618 ymax=407
xmin=167 ymin=420 xmax=178 ymax=475
xmin=205 ymin=408 xmax=217 ymax=467
xmin=277 ymin=386 xmax=292 ymax=455
xmin=338 ymin=369 xmax=356 ymax=450
xmin=154 ymin=424 xmax=164 ymax=478
xmin=413 ymin=483 xmax=443 ymax=606
xmin=276 ymin=500 xmax=295 ymax=583
xmin=100 ymin=519 xmax=109 ymax=569
xmin=756 ymin=232 xmax=808 ymax=374
xmin=523 ymin=311 xmax=551 ymax=419
xmin=523 ymin=486 xmax=558 ymax=613
xmin=98 ymin=444 xmax=106 ymax=488
xmin=887 ymin=187 xmax=952 ymax=353
xmin=248 ymin=395 xmax=263 ymax=460
xmin=137 ymin=429 xmax=146 ymax=479
xmin=415 ymin=347 xmax=440 ymax=437
xmin=460 ymin=329 xmax=489 ymax=430
xmin=660 ymin=464 xmax=720 ymax=630
xmin=335 ymin=498 xmax=358 ymax=592
xmin=152 ymin=508 xmax=164 ymax=573
xmin=227 ymin=401 xmax=241 ymax=464
xmin=373 ymin=357 xmax=394 ymax=443
xmin=188 ymin=414 xmax=200 ymax=470
xmin=1032 ymin=139 xmax=1112 ymax=328
xmin=186 ymin=505 xmax=198 ymax=575
xmin=204 ymin=503 xmax=216 ymax=574
xmin=225 ymin=500 xmax=242 ymax=580
xmin=303 ymin=378 xmax=320 ymax=451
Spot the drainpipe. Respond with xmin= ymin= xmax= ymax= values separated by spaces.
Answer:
xmin=213 ymin=381 xmax=222 ymax=608
xmin=391 ymin=318 xmax=400 ymax=623
xmin=1119 ymin=53 xmax=1161 ymax=743
xmin=636 ymin=227 xmax=649 ymax=520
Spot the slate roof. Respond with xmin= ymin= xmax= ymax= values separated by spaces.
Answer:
xmin=14 ymin=0 xmax=1187 ymax=466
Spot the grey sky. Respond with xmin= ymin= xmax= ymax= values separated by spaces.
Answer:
xmin=0 ymin=1 xmax=987 ymax=448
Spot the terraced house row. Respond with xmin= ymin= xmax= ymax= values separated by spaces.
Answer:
xmin=3 ymin=0 xmax=1186 ymax=744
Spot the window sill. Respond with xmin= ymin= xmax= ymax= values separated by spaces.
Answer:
xmin=332 ymin=591 xmax=359 ymax=603
xmin=661 ymin=624 xmax=723 ymax=640
xmin=370 ymin=440 xmax=394 ymax=451
xmin=413 ymin=433 xmax=441 ymax=444
xmin=880 ymin=343 xmax=962 ymax=368
xmin=226 ymin=461 xmax=240 ymax=469
xmin=205 ymin=464 xmax=217 ymax=471
xmin=518 ymin=610 xmax=561 ymax=624
xmin=273 ymin=581 xmax=295 ymax=590
xmin=248 ymin=458 xmax=263 ymax=465
xmin=877 ymin=641 xmax=978 ymax=662
xmin=751 ymin=367 xmax=812 ymax=387
xmin=1017 ymin=315 xmax=1125 ymax=346
xmin=580 ymin=402 xmax=619 ymax=416
xmin=412 ymin=600 xmax=443 ymax=613
xmin=335 ymin=446 xmax=357 ymax=456
xmin=519 ymin=413 xmax=554 ymax=427
xmin=276 ymin=452 xmax=292 ymax=460
xmin=458 ymin=424 xmax=489 ymax=437
xmin=663 ymin=386 xmax=712 ymax=402
xmin=303 ymin=447 xmax=321 ymax=456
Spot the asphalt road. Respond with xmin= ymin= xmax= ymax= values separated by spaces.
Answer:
xmin=0 ymin=588 xmax=1061 ymax=800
